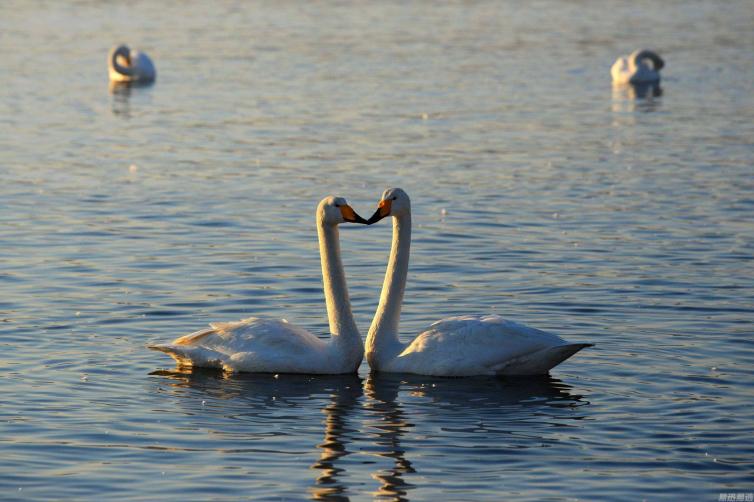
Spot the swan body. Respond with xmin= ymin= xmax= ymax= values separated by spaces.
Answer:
xmin=151 ymin=318 xmax=354 ymax=374
xmin=108 ymin=44 xmax=156 ymax=84
xmin=611 ymin=49 xmax=664 ymax=85
xmin=364 ymin=188 xmax=591 ymax=377
xmin=149 ymin=197 xmax=367 ymax=374
xmin=377 ymin=315 xmax=591 ymax=376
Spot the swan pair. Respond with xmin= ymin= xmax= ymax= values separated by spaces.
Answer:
xmin=108 ymin=44 xmax=156 ymax=84
xmin=611 ymin=49 xmax=664 ymax=85
xmin=150 ymin=189 xmax=591 ymax=376
xmin=108 ymin=45 xmax=664 ymax=89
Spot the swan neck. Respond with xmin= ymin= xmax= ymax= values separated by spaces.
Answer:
xmin=367 ymin=213 xmax=411 ymax=367
xmin=631 ymin=50 xmax=663 ymax=71
xmin=318 ymin=222 xmax=360 ymax=347
xmin=111 ymin=46 xmax=133 ymax=76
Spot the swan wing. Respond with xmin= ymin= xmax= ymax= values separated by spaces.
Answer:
xmin=131 ymin=51 xmax=156 ymax=82
xmin=392 ymin=314 xmax=587 ymax=376
xmin=149 ymin=317 xmax=329 ymax=373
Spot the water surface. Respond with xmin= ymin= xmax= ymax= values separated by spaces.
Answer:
xmin=1 ymin=1 xmax=753 ymax=500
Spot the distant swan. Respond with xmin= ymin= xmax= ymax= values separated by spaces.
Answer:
xmin=149 ymin=197 xmax=368 ymax=374
xmin=108 ymin=44 xmax=156 ymax=84
xmin=611 ymin=49 xmax=664 ymax=85
xmin=364 ymin=188 xmax=591 ymax=376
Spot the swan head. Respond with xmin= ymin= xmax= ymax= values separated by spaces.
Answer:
xmin=366 ymin=187 xmax=410 ymax=224
xmin=318 ymin=196 xmax=368 ymax=226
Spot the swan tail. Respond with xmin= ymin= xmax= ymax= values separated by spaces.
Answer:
xmin=493 ymin=343 xmax=593 ymax=376
xmin=148 ymin=343 xmax=226 ymax=369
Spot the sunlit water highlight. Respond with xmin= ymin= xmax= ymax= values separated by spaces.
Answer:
xmin=1 ymin=1 xmax=753 ymax=500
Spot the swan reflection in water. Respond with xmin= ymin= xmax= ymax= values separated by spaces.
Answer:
xmin=612 ymin=82 xmax=663 ymax=114
xmin=364 ymin=375 xmax=417 ymax=501
xmin=363 ymin=373 xmax=589 ymax=501
xmin=109 ymin=81 xmax=132 ymax=117
xmin=309 ymin=376 xmax=363 ymax=501
xmin=149 ymin=368 xmax=588 ymax=501
xmin=149 ymin=368 xmax=363 ymax=500
xmin=109 ymin=80 xmax=155 ymax=117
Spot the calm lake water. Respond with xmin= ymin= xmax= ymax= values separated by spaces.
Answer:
xmin=1 ymin=1 xmax=753 ymax=500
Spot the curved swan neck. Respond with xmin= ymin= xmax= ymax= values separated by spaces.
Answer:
xmin=317 ymin=221 xmax=360 ymax=346
xmin=366 ymin=212 xmax=411 ymax=367
xmin=631 ymin=49 xmax=664 ymax=71
xmin=111 ymin=46 xmax=133 ymax=76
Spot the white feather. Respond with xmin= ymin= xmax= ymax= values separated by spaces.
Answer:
xmin=149 ymin=197 xmax=365 ymax=374
xmin=611 ymin=49 xmax=664 ymax=85
xmin=108 ymin=44 xmax=156 ymax=84
xmin=365 ymin=189 xmax=591 ymax=376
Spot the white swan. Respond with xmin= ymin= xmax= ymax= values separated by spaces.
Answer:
xmin=149 ymin=197 xmax=367 ymax=374
xmin=364 ymin=188 xmax=591 ymax=376
xmin=611 ymin=49 xmax=664 ymax=85
xmin=108 ymin=44 xmax=156 ymax=84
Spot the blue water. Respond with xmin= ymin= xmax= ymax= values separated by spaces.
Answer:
xmin=1 ymin=1 xmax=753 ymax=500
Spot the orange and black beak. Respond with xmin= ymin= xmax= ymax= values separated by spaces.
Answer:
xmin=367 ymin=199 xmax=391 ymax=225
xmin=339 ymin=205 xmax=368 ymax=224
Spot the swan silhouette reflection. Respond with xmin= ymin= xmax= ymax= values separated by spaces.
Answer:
xmin=309 ymin=377 xmax=362 ymax=501
xmin=109 ymin=80 xmax=154 ymax=117
xmin=364 ymin=375 xmax=417 ymax=501
xmin=149 ymin=369 xmax=588 ymax=501
xmin=149 ymin=368 xmax=363 ymax=500
xmin=363 ymin=374 xmax=588 ymax=501
xmin=612 ymin=82 xmax=663 ymax=113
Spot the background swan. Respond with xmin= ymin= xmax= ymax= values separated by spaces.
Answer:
xmin=364 ymin=188 xmax=591 ymax=376
xmin=108 ymin=44 xmax=156 ymax=84
xmin=149 ymin=196 xmax=367 ymax=374
xmin=611 ymin=49 xmax=664 ymax=85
